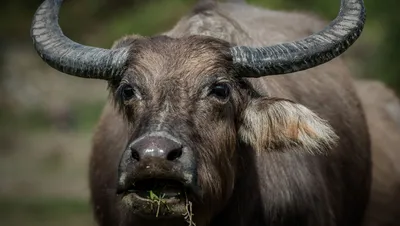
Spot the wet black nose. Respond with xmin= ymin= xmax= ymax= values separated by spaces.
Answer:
xmin=129 ymin=135 xmax=183 ymax=161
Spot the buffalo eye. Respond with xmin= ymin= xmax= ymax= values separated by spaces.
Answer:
xmin=121 ymin=85 xmax=136 ymax=101
xmin=209 ymin=83 xmax=230 ymax=101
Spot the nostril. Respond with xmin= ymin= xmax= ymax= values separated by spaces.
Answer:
xmin=131 ymin=148 xmax=140 ymax=161
xmin=167 ymin=148 xmax=183 ymax=161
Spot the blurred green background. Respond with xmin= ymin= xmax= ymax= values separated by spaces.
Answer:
xmin=0 ymin=0 xmax=397 ymax=225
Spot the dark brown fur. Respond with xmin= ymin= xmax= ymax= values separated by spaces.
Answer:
xmin=89 ymin=2 xmax=371 ymax=226
xmin=355 ymin=80 xmax=400 ymax=226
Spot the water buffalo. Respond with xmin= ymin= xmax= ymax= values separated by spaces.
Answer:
xmin=30 ymin=0 xmax=371 ymax=226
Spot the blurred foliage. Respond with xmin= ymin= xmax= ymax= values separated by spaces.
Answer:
xmin=0 ymin=101 xmax=104 ymax=133
xmin=0 ymin=197 xmax=92 ymax=226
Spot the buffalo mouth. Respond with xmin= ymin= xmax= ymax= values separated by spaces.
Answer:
xmin=126 ymin=178 xmax=185 ymax=201
xmin=118 ymin=178 xmax=194 ymax=218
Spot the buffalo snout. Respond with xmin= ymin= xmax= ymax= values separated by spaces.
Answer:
xmin=129 ymin=134 xmax=183 ymax=161
xmin=116 ymin=132 xmax=199 ymax=215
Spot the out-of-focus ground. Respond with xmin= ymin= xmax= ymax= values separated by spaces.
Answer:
xmin=0 ymin=0 xmax=398 ymax=225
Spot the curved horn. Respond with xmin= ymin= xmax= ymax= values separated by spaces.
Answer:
xmin=230 ymin=0 xmax=366 ymax=77
xmin=30 ymin=0 xmax=130 ymax=80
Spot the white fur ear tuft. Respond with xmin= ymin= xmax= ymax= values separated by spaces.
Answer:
xmin=239 ymin=99 xmax=339 ymax=155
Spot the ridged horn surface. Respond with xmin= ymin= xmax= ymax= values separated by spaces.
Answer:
xmin=31 ymin=0 xmax=130 ymax=80
xmin=231 ymin=0 xmax=366 ymax=77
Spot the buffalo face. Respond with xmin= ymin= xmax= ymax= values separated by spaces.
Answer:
xmin=112 ymin=36 xmax=338 ymax=222
xmin=113 ymin=36 xmax=243 ymax=220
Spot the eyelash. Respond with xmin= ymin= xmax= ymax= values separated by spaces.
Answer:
xmin=207 ymin=82 xmax=231 ymax=102
xmin=118 ymin=83 xmax=141 ymax=102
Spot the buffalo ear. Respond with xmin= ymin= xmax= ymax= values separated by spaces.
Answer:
xmin=238 ymin=98 xmax=338 ymax=154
